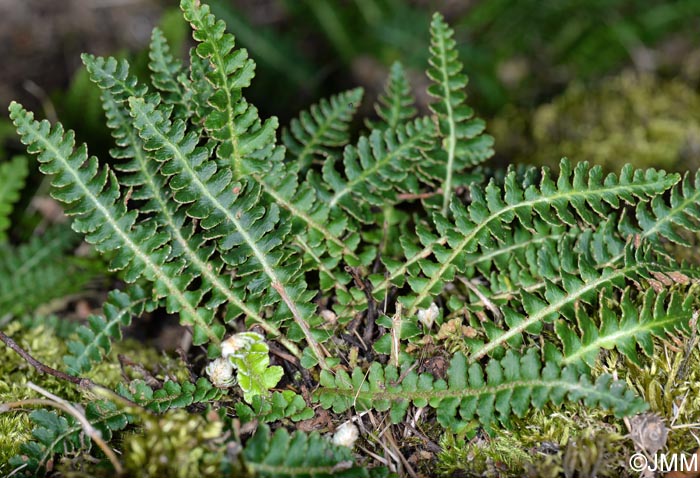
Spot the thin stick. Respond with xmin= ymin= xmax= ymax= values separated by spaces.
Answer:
xmin=0 ymin=330 xmax=93 ymax=387
xmin=457 ymin=276 xmax=503 ymax=320
xmin=0 ymin=330 xmax=140 ymax=408
xmin=2 ymin=385 xmax=123 ymax=475
xmin=272 ymin=281 xmax=329 ymax=370
xmin=390 ymin=303 xmax=402 ymax=368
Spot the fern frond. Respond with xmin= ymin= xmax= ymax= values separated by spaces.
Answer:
xmin=117 ymin=378 xmax=222 ymax=413
xmin=181 ymin=0 xmax=278 ymax=178
xmin=0 ymin=155 xmax=29 ymax=241
xmin=318 ymin=117 xmax=435 ymax=222
xmin=127 ymin=94 xmax=326 ymax=368
xmin=366 ymin=61 xmax=417 ymax=131
xmin=63 ymin=287 xmax=149 ymax=375
xmin=243 ymin=425 xmax=373 ymax=478
xmin=235 ymin=390 xmax=313 ymax=423
xmin=9 ymin=401 xmax=129 ymax=476
xmin=283 ymin=88 xmax=364 ymax=171
xmin=371 ymin=219 xmax=571 ymax=300
xmin=381 ymin=160 xmax=678 ymax=317
xmin=255 ymin=162 xmax=362 ymax=266
xmin=9 ymin=102 xmax=225 ymax=347
xmin=316 ymin=349 xmax=646 ymax=434
xmin=558 ymin=288 xmax=697 ymax=367
xmin=466 ymin=243 xmax=651 ymax=362
xmin=83 ymin=53 xmax=299 ymax=355
xmin=0 ymin=225 xmax=95 ymax=316
xmin=148 ymin=27 xmax=193 ymax=120
xmin=188 ymin=47 xmax=215 ymax=125
xmin=636 ymin=170 xmax=700 ymax=246
xmin=426 ymin=13 xmax=494 ymax=214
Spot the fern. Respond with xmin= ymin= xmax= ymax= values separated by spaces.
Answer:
xmin=9 ymin=103 xmax=227 ymax=348
xmin=316 ymin=117 xmax=435 ymax=222
xmin=373 ymin=160 xmax=678 ymax=317
xmin=0 ymin=225 xmax=95 ymax=317
xmin=635 ymin=170 xmax=700 ymax=246
xmin=7 ymin=2 xmax=700 ymax=474
xmin=316 ymin=349 xmax=646 ymax=434
xmin=558 ymin=287 xmax=697 ymax=367
xmin=8 ymin=401 xmax=130 ymax=476
xmin=117 ymin=378 xmax=222 ymax=413
xmin=242 ymin=425 xmax=375 ymax=478
xmin=63 ymin=287 xmax=149 ymax=375
xmin=235 ymin=390 xmax=313 ymax=424
xmin=283 ymin=88 xmax=364 ymax=171
xmin=426 ymin=13 xmax=494 ymax=214
xmin=0 ymin=155 xmax=28 ymax=241
xmin=366 ymin=61 xmax=417 ymax=131
xmin=126 ymin=93 xmax=325 ymax=365
xmin=181 ymin=0 xmax=278 ymax=178
xmin=148 ymin=27 xmax=194 ymax=120
xmin=83 ymin=54 xmax=297 ymax=354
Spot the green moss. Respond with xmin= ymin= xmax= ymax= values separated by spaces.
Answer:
xmin=493 ymin=72 xmax=700 ymax=173
xmin=122 ymin=409 xmax=225 ymax=478
xmin=594 ymin=334 xmax=700 ymax=454
xmin=435 ymin=431 xmax=531 ymax=476
xmin=525 ymin=429 xmax=627 ymax=478
xmin=0 ymin=322 xmax=80 ymax=470
xmin=0 ymin=318 xmax=191 ymax=473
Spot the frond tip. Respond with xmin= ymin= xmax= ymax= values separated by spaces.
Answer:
xmin=426 ymin=12 xmax=494 ymax=214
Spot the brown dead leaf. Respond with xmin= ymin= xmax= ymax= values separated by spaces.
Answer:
xmin=296 ymin=407 xmax=332 ymax=433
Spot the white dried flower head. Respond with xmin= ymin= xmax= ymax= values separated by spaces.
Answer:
xmin=221 ymin=331 xmax=265 ymax=359
xmin=205 ymin=357 xmax=235 ymax=388
xmin=332 ymin=422 xmax=359 ymax=448
xmin=417 ymin=302 xmax=439 ymax=329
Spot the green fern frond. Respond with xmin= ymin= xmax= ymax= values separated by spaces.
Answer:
xmin=0 ymin=225 xmax=95 ymax=317
xmin=558 ymin=288 xmax=697 ymax=367
xmin=127 ymin=94 xmax=326 ymax=367
xmin=318 ymin=117 xmax=435 ymax=222
xmin=378 ymin=160 xmax=678 ymax=316
xmin=0 ymin=155 xmax=29 ymax=241
xmin=426 ymin=13 xmax=494 ymax=214
xmin=466 ymin=243 xmax=651 ymax=362
xmin=148 ymin=27 xmax=194 ymax=120
xmin=63 ymin=287 xmax=149 ymax=375
xmin=255 ymin=162 xmax=363 ymax=267
xmin=9 ymin=102 xmax=225 ymax=347
xmin=366 ymin=61 xmax=417 ymax=131
xmin=635 ymin=170 xmax=700 ymax=246
xmin=8 ymin=401 xmax=129 ymax=477
xmin=316 ymin=349 xmax=646 ymax=434
xmin=283 ymin=88 xmax=364 ymax=171
xmin=181 ymin=0 xmax=278 ymax=178
xmin=235 ymin=390 xmax=313 ymax=424
xmin=10 ymin=379 xmax=221 ymax=475
xmin=83 ymin=54 xmax=299 ymax=355
xmin=188 ymin=47 xmax=216 ymax=125
xmin=117 ymin=377 xmax=222 ymax=413
xmin=243 ymin=425 xmax=374 ymax=478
